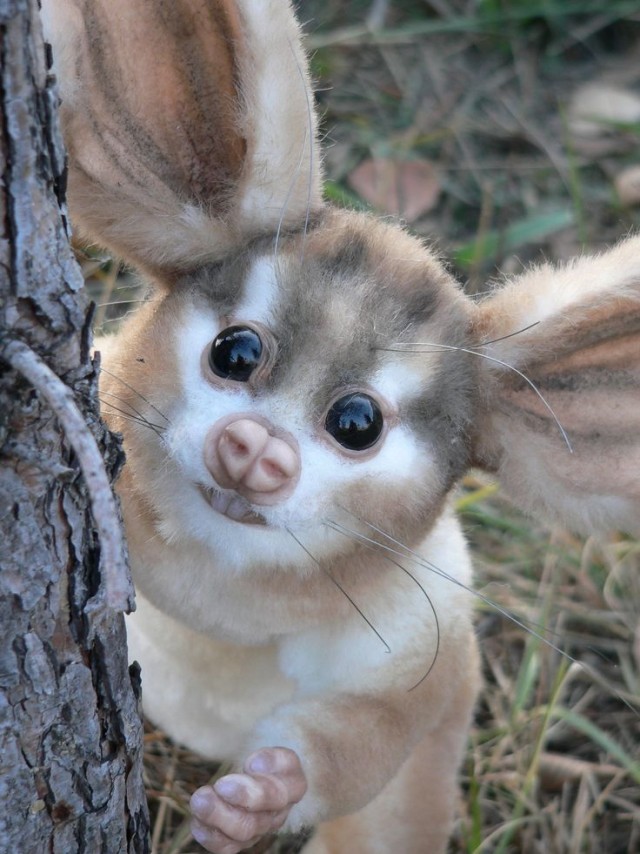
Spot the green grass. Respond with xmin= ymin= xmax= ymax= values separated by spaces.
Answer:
xmin=307 ymin=1 xmax=640 ymax=48
xmin=457 ymin=476 xmax=639 ymax=853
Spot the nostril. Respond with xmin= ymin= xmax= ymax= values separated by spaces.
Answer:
xmin=242 ymin=437 xmax=300 ymax=494
xmin=225 ymin=434 xmax=250 ymax=458
xmin=244 ymin=459 xmax=289 ymax=493
xmin=263 ymin=443 xmax=298 ymax=480
xmin=224 ymin=420 xmax=269 ymax=454
xmin=260 ymin=458 xmax=288 ymax=483
xmin=217 ymin=422 xmax=268 ymax=485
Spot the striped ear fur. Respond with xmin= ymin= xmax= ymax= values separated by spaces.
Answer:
xmin=41 ymin=0 xmax=323 ymax=279
xmin=470 ymin=235 xmax=640 ymax=536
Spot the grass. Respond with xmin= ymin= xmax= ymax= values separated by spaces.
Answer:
xmin=455 ymin=478 xmax=639 ymax=853
xmin=86 ymin=2 xmax=640 ymax=851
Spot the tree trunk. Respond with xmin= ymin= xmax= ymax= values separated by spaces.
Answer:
xmin=0 ymin=1 xmax=150 ymax=851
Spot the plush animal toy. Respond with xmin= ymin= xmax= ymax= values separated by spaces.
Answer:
xmin=41 ymin=1 xmax=640 ymax=851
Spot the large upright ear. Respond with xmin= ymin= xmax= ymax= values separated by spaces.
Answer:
xmin=40 ymin=0 xmax=323 ymax=278
xmin=470 ymin=235 xmax=640 ymax=535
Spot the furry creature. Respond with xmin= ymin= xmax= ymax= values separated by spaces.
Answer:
xmin=41 ymin=1 xmax=640 ymax=852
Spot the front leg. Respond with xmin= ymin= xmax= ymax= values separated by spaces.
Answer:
xmin=191 ymin=630 xmax=478 ymax=851
xmin=190 ymin=747 xmax=307 ymax=854
xmin=191 ymin=515 xmax=478 ymax=854
xmin=189 ymin=689 xmax=418 ymax=853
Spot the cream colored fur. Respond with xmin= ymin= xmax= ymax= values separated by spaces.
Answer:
xmin=472 ymin=237 xmax=640 ymax=535
xmin=233 ymin=0 xmax=323 ymax=230
xmin=125 ymin=508 xmax=476 ymax=831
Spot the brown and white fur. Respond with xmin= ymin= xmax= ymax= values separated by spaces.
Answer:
xmin=41 ymin=1 xmax=640 ymax=852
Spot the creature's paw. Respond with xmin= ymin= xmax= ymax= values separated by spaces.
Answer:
xmin=190 ymin=747 xmax=307 ymax=854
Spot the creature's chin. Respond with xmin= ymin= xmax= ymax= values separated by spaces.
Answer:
xmin=199 ymin=485 xmax=267 ymax=526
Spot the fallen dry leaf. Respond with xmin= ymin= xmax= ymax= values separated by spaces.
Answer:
xmin=347 ymin=157 xmax=441 ymax=222
xmin=615 ymin=164 xmax=640 ymax=207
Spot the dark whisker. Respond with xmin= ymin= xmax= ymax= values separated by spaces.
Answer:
xmin=286 ymin=527 xmax=391 ymax=654
xmin=324 ymin=519 xmax=440 ymax=692
xmin=98 ymin=366 xmax=171 ymax=425
xmin=99 ymin=400 xmax=165 ymax=435
xmin=372 ymin=557 xmax=440 ymax=692
xmin=378 ymin=341 xmax=573 ymax=453
xmin=325 ymin=516 xmax=574 ymax=661
xmin=100 ymin=389 xmax=161 ymax=429
xmin=99 ymin=400 xmax=165 ymax=439
xmin=329 ymin=511 xmax=639 ymax=717
xmin=352 ymin=507 xmax=640 ymax=718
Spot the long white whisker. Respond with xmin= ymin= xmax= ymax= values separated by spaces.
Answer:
xmin=97 ymin=299 xmax=146 ymax=308
xmin=273 ymin=125 xmax=309 ymax=272
xmin=97 ymin=314 xmax=136 ymax=326
xmin=330 ymin=511 xmax=639 ymax=717
xmin=273 ymin=38 xmax=316 ymax=274
xmin=379 ymin=342 xmax=573 ymax=453
xmin=286 ymin=527 xmax=391 ymax=654
xmin=478 ymin=320 xmax=541 ymax=347
xmin=288 ymin=36 xmax=316 ymax=258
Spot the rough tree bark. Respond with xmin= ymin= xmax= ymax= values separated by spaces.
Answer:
xmin=0 ymin=1 xmax=150 ymax=851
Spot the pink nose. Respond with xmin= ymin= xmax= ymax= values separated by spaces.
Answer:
xmin=204 ymin=415 xmax=300 ymax=505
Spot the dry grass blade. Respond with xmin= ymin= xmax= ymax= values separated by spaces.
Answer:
xmin=458 ymin=476 xmax=639 ymax=853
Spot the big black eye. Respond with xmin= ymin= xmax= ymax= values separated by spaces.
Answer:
xmin=325 ymin=393 xmax=384 ymax=451
xmin=209 ymin=326 xmax=263 ymax=382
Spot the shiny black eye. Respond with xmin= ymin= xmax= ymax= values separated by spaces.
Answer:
xmin=209 ymin=326 xmax=263 ymax=382
xmin=325 ymin=393 xmax=384 ymax=451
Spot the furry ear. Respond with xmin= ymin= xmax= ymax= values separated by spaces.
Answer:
xmin=41 ymin=0 xmax=323 ymax=278
xmin=470 ymin=235 xmax=640 ymax=535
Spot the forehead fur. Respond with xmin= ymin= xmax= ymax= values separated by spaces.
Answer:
xmin=186 ymin=208 xmax=470 ymax=365
xmin=181 ymin=207 xmax=475 ymax=487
